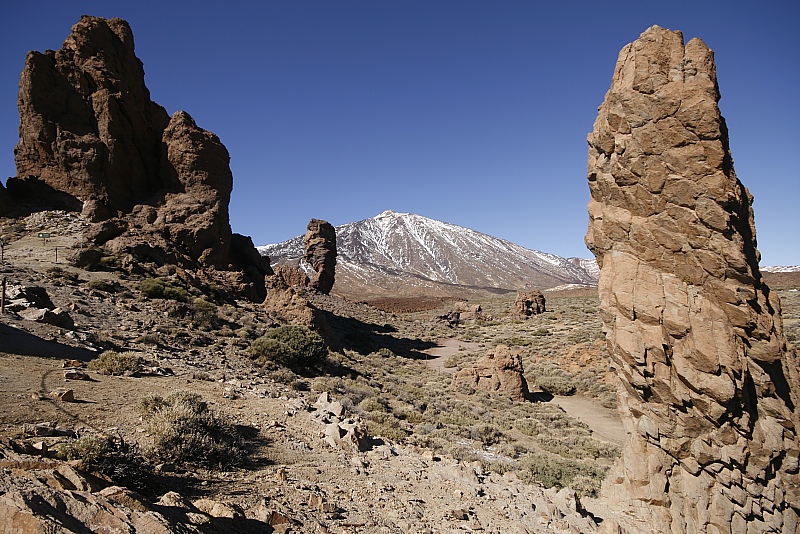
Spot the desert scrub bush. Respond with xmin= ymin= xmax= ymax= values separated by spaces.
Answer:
xmin=135 ymin=333 xmax=161 ymax=345
xmin=528 ymin=361 xmax=577 ymax=396
xmin=86 ymin=279 xmax=120 ymax=293
xmin=88 ymin=350 xmax=142 ymax=375
xmin=519 ymin=454 xmax=606 ymax=496
xmin=47 ymin=266 xmax=79 ymax=283
xmin=58 ymin=435 xmax=152 ymax=490
xmin=249 ymin=325 xmax=327 ymax=367
xmin=364 ymin=411 xmax=407 ymax=442
xmin=495 ymin=336 xmax=533 ymax=347
xmin=191 ymin=298 xmax=220 ymax=330
xmin=535 ymin=431 xmax=620 ymax=460
xmin=138 ymin=277 xmax=191 ymax=302
xmin=464 ymin=424 xmax=506 ymax=446
xmin=138 ymin=391 xmax=246 ymax=469
xmin=573 ymin=368 xmax=618 ymax=408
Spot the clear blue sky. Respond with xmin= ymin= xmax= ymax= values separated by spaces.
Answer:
xmin=1 ymin=1 xmax=798 ymax=265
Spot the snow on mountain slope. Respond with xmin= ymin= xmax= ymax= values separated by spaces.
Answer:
xmin=762 ymin=266 xmax=800 ymax=273
xmin=259 ymin=210 xmax=598 ymax=296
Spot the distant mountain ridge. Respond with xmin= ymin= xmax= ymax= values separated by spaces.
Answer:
xmin=259 ymin=210 xmax=598 ymax=298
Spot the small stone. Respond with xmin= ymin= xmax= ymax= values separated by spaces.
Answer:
xmin=50 ymin=388 xmax=75 ymax=402
xmin=64 ymin=370 xmax=90 ymax=380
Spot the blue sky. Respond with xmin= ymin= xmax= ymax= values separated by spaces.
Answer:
xmin=1 ymin=1 xmax=798 ymax=265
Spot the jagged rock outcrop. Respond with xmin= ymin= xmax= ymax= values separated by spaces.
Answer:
xmin=586 ymin=26 xmax=800 ymax=533
xmin=13 ymin=16 xmax=170 ymax=214
xmin=262 ymin=273 xmax=340 ymax=351
xmin=453 ymin=345 xmax=530 ymax=400
xmin=274 ymin=265 xmax=310 ymax=288
xmin=513 ymin=290 xmax=546 ymax=317
xmin=303 ymin=219 xmax=337 ymax=294
xmin=0 ymin=438 xmax=269 ymax=532
xmin=8 ymin=16 xmax=271 ymax=300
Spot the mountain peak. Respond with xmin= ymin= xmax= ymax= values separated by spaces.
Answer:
xmin=260 ymin=212 xmax=597 ymax=298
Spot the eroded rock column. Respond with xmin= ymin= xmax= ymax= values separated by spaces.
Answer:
xmin=304 ymin=219 xmax=337 ymax=294
xmin=586 ymin=25 xmax=800 ymax=533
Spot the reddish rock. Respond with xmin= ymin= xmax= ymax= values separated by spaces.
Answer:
xmin=513 ymin=290 xmax=546 ymax=316
xmin=274 ymin=265 xmax=310 ymax=288
xmin=303 ymin=219 xmax=337 ymax=294
xmin=453 ymin=345 xmax=529 ymax=400
xmin=9 ymin=16 xmax=271 ymax=300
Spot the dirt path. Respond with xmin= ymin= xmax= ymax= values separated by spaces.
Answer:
xmin=422 ymin=338 xmax=483 ymax=373
xmin=551 ymin=395 xmax=625 ymax=446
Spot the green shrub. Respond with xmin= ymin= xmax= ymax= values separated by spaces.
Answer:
xmin=519 ymin=454 xmax=606 ymax=496
xmin=365 ymin=411 xmax=407 ymax=442
xmin=58 ymin=435 xmax=151 ymax=490
xmin=529 ymin=361 xmax=577 ymax=396
xmin=86 ymin=279 xmax=120 ymax=293
xmin=191 ymin=298 xmax=219 ymax=330
xmin=249 ymin=325 xmax=327 ymax=367
xmin=88 ymin=351 xmax=142 ymax=376
xmin=138 ymin=278 xmax=191 ymax=302
xmin=138 ymin=391 xmax=245 ymax=469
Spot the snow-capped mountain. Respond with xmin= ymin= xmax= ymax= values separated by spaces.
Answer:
xmin=259 ymin=210 xmax=598 ymax=298
xmin=762 ymin=266 xmax=800 ymax=273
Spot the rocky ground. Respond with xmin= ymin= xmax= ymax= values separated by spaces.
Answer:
xmin=1 ymin=211 xmax=797 ymax=533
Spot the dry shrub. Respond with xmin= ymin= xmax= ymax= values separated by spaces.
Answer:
xmin=138 ymin=391 xmax=246 ymax=469
xmin=58 ymin=435 xmax=152 ymax=490
xmin=249 ymin=325 xmax=327 ymax=367
xmin=519 ymin=454 xmax=606 ymax=497
xmin=88 ymin=350 xmax=142 ymax=375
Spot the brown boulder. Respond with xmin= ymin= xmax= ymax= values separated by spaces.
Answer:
xmin=513 ymin=290 xmax=546 ymax=316
xmin=453 ymin=345 xmax=529 ymax=400
xmin=303 ymin=218 xmax=337 ymax=294
xmin=586 ymin=25 xmax=800 ymax=532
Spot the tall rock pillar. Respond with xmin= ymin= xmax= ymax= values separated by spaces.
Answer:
xmin=303 ymin=219 xmax=337 ymax=294
xmin=586 ymin=26 xmax=799 ymax=533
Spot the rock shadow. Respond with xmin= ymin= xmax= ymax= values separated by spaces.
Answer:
xmin=0 ymin=321 xmax=94 ymax=361
xmin=320 ymin=310 xmax=437 ymax=358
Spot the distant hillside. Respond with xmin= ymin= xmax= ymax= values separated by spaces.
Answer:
xmin=259 ymin=210 xmax=598 ymax=298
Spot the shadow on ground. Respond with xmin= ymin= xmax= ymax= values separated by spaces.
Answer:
xmin=0 ymin=321 xmax=94 ymax=360
xmin=321 ymin=311 xmax=437 ymax=358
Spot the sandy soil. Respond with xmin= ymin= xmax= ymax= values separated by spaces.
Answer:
xmin=551 ymin=395 xmax=625 ymax=446
xmin=422 ymin=338 xmax=483 ymax=373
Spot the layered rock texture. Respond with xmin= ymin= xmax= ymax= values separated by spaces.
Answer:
xmin=303 ymin=219 xmax=337 ymax=294
xmin=7 ymin=16 xmax=271 ymax=300
xmin=586 ymin=26 xmax=800 ymax=532
xmin=454 ymin=345 xmax=529 ymax=400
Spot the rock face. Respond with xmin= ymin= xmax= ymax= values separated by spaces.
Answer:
xmin=13 ymin=16 xmax=170 ymax=214
xmin=454 ymin=345 xmax=529 ymax=400
xmin=586 ymin=26 xmax=800 ymax=533
xmin=303 ymin=219 xmax=337 ymax=294
xmin=274 ymin=265 xmax=310 ymax=289
xmin=513 ymin=290 xmax=546 ymax=317
xmin=8 ymin=16 xmax=271 ymax=300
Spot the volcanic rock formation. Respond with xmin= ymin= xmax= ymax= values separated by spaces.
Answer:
xmin=513 ymin=290 xmax=546 ymax=317
xmin=303 ymin=219 xmax=337 ymax=294
xmin=8 ymin=16 xmax=271 ymax=300
xmin=586 ymin=26 xmax=800 ymax=533
xmin=454 ymin=345 xmax=530 ymax=400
